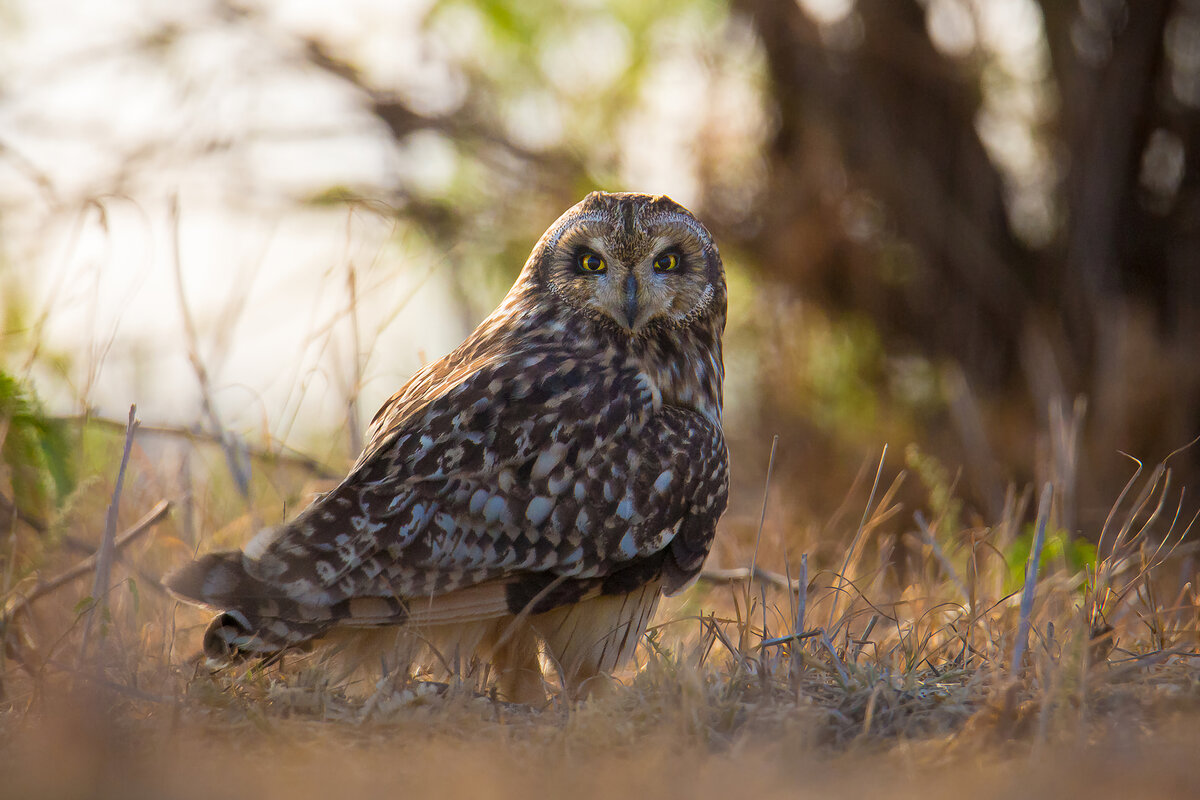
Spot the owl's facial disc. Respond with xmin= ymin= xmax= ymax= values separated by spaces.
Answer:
xmin=546 ymin=220 xmax=720 ymax=336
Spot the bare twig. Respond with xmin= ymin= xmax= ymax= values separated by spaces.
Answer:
xmin=789 ymin=553 xmax=808 ymax=689
xmin=61 ymin=415 xmax=338 ymax=480
xmin=749 ymin=435 xmax=780 ymax=580
xmin=697 ymin=567 xmax=802 ymax=591
xmin=760 ymin=629 xmax=821 ymax=648
xmin=79 ymin=405 xmax=139 ymax=660
xmin=820 ymin=630 xmax=850 ymax=687
xmin=1012 ymin=483 xmax=1052 ymax=676
xmin=343 ymin=255 xmax=364 ymax=459
xmin=1102 ymin=647 xmax=1197 ymax=682
xmin=851 ymin=614 xmax=879 ymax=664
xmin=169 ymin=196 xmax=252 ymax=501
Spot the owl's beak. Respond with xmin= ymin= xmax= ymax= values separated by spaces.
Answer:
xmin=623 ymin=273 xmax=639 ymax=330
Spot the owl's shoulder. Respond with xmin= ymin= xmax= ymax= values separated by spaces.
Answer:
xmin=358 ymin=309 xmax=652 ymax=470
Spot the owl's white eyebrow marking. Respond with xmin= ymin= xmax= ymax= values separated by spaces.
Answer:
xmin=585 ymin=237 xmax=609 ymax=252
xmin=547 ymin=210 xmax=609 ymax=250
xmin=640 ymin=209 xmax=712 ymax=250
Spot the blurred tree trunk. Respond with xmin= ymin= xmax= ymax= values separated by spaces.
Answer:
xmin=733 ymin=0 xmax=1035 ymax=386
xmin=1050 ymin=0 xmax=1179 ymax=356
xmin=734 ymin=0 xmax=1200 ymax=519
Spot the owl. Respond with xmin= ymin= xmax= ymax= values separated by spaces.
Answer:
xmin=168 ymin=191 xmax=728 ymax=702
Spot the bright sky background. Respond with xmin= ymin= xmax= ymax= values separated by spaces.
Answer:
xmin=1 ymin=0 xmax=513 ymax=458
xmin=0 ymin=0 xmax=1048 ymax=460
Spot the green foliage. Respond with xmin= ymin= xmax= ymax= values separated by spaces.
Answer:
xmin=802 ymin=316 xmax=882 ymax=436
xmin=1003 ymin=525 xmax=1098 ymax=595
xmin=465 ymin=0 xmax=543 ymax=47
xmin=0 ymin=369 xmax=74 ymax=520
xmin=305 ymin=185 xmax=363 ymax=206
xmin=127 ymin=577 xmax=140 ymax=614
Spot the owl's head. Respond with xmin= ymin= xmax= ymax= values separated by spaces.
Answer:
xmin=526 ymin=192 xmax=725 ymax=337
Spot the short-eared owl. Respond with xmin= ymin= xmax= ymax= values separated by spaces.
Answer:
xmin=168 ymin=192 xmax=729 ymax=701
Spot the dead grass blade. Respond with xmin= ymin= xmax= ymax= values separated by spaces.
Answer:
xmin=1011 ymin=483 xmax=1052 ymax=676
xmin=79 ymin=405 xmax=139 ymax=662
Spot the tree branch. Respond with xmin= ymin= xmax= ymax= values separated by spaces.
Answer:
xmin=3 ymin=500 xmax=171 ymax=622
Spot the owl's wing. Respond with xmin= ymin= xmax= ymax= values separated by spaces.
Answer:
xmin=166 ymin=401 xmax=726 ymax=661
xmin=231 ymin=347 xmax=726 ymax=611
xmin=165 ymin=346 xmax=727 ymax=661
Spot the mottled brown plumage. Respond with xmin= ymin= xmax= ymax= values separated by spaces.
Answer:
xmin=168 ymin=191 xmax=729 ymax=700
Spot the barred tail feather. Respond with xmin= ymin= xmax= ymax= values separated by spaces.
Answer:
xmin=165 ymin=550 xmax=268 ymax=609
xmin=167 ymin=551 xmax=332 ymax=661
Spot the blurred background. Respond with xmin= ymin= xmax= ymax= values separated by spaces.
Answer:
xmin=2 ymin=0 xmax=1199 ymax=562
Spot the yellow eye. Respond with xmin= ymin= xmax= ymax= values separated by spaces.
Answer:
xmin=653 ymin=252 xmax=680 ymax=272
xmin=578 ymin=252 xmax=606 ymax=273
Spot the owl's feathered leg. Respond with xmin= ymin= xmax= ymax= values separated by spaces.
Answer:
xmin=532 ymin=581 xmax=661 ymax=699
xmin=480 ymin=618 xmax=546 ymax=704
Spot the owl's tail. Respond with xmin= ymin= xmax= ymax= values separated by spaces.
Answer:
xmin=166 ymin=551 xmax=329 ymax=661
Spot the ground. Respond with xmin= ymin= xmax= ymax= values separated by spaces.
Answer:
xmin=2 ymin=424 xmax=1199 ymax=799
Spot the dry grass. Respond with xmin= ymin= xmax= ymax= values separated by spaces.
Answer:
xmin=2 ymin=414 xmax=1199 ymax=799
